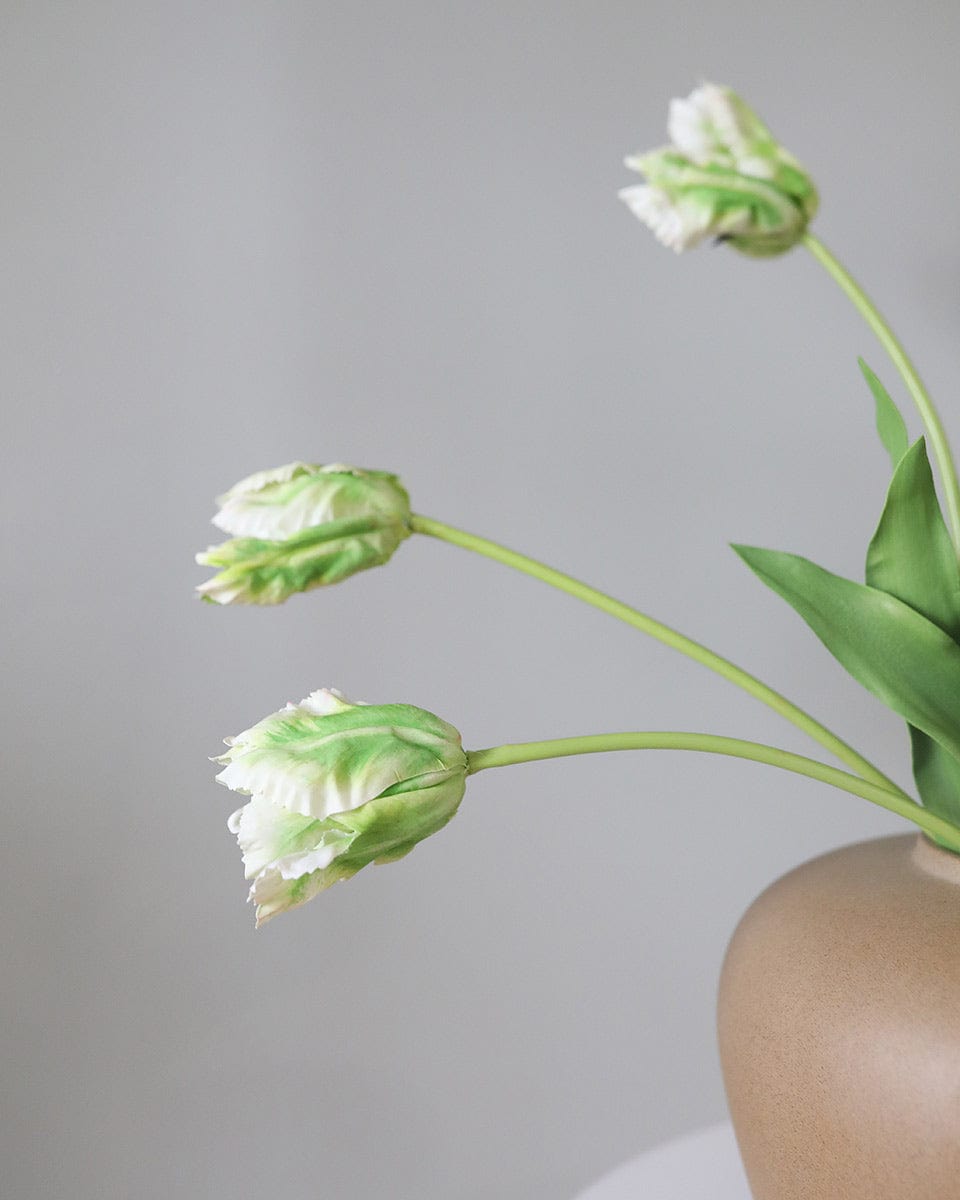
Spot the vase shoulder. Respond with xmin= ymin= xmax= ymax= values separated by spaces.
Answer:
xmin=719 ymin=834 xmax=960 ymax=1200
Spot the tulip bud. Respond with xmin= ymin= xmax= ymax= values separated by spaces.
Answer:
xmin=196 ymin=462 xmax=411 ymax=604
xmin=217 ymin=689 xmax=468 ymax=925
xmin=619 ymin=83 xmax=817 ymax=256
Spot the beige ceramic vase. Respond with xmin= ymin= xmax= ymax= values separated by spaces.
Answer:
xmin=718 ymin=833 xmax=960 ymax=1200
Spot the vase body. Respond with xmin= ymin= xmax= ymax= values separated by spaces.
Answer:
xmin=718 ymin=834 xmax=960 ymax=1200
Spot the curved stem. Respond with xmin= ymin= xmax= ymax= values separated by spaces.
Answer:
xmin=802 ymin=232 xmax=960 ymax=552
xmin=466 ymin=731 xmax=960 ymax=851
xmin=411 ymin=513 xmax=906 ymax=798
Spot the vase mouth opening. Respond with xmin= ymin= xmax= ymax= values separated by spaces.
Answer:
xmin=911 ymin=833 xmax=960 ymax=883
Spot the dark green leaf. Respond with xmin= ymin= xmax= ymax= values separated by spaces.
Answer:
xmin=859 ymin=357 xmax=909 ymax=470
xmin=733 ymin=544 xmax=960 ymax=764
xmin=865 ymin=438 xmax=960 ymax=639
xmin=908 ymin=727 xmax=960 ymax=829
xmin=864 ymin=436 xmax=960 ymax=824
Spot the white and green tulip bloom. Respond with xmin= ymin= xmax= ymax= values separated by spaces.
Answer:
xmin=619 ymin=83 xmax=817 ymax=256
xmin=218 ymin=689 xmax=467 ymax=926
xmin=196 ymin=462 xmax=412 ymax=604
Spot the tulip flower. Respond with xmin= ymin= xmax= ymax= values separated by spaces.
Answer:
xmin=619 ymin=82 xmax=817 ymax=256
xmin=217 ymin=689 xmax=467 ymax=925
xmin=196 ymin=462 xmax=411 ymax=604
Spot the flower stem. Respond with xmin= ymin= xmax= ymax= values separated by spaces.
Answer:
xmin=410 ymin=514 xmax=905 ymax=797
xmin=466 ymin=731 xmax=960 ymax=851
xmin=802 ymin=231 xmax=960 ymax=553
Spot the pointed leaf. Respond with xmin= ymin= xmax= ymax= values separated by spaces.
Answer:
xmin=733 ymin=544 xmax=960 ymax=763
xmin=908 ymin=726 xmax=960 ymax=830
xmin=859 ymin=357 xmax=909 ymax=470
xmin=864 ymin=437 xmax=960 ymax=825
xmin=865 ymin=438 xmax=960 ymax=639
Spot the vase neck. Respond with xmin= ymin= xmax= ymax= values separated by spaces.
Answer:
xmin=911 ymin=833 xmax=960 ymax=885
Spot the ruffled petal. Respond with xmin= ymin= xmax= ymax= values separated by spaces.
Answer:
xmin=211 ymin=463 xmax=411 ymax=540
xmin=228 ymin=795 xmax=355 ymax=880
xmin=215 ymin=693 xmax=467 ymax=820
xmin=249 ymin=859 xmax=358 ymax=927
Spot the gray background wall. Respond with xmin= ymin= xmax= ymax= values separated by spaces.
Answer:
xmin=3 ymin=2 xmax=958 ymax=1196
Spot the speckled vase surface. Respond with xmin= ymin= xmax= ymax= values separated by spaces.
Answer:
xmin=718 ymin=834 xmax=960 ymax=1200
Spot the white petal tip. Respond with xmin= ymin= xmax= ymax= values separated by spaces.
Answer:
xmin=299 ymin=687 xmax=356 ymax=716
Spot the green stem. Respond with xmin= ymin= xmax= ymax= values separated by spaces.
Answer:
xmin=466 ymin=731 xmax=960 ymax=851
xmin=411 ymin=514 xmax=905 ymax=798
xmin=802 ymin=231 xmax=960 ymax=552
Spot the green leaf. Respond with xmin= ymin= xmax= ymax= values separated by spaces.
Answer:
xmin=859 ymin=357 xmax=909 ymax=470
xmin=907 ymin=727 xmax=960 ymax=831
xmin=733 ymin=544 xmax=960 ymax=764
xmin=864 ymin=437 xmax=960 ymax=826
xmin=865 ymin=439 xmax=960 ymax=638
